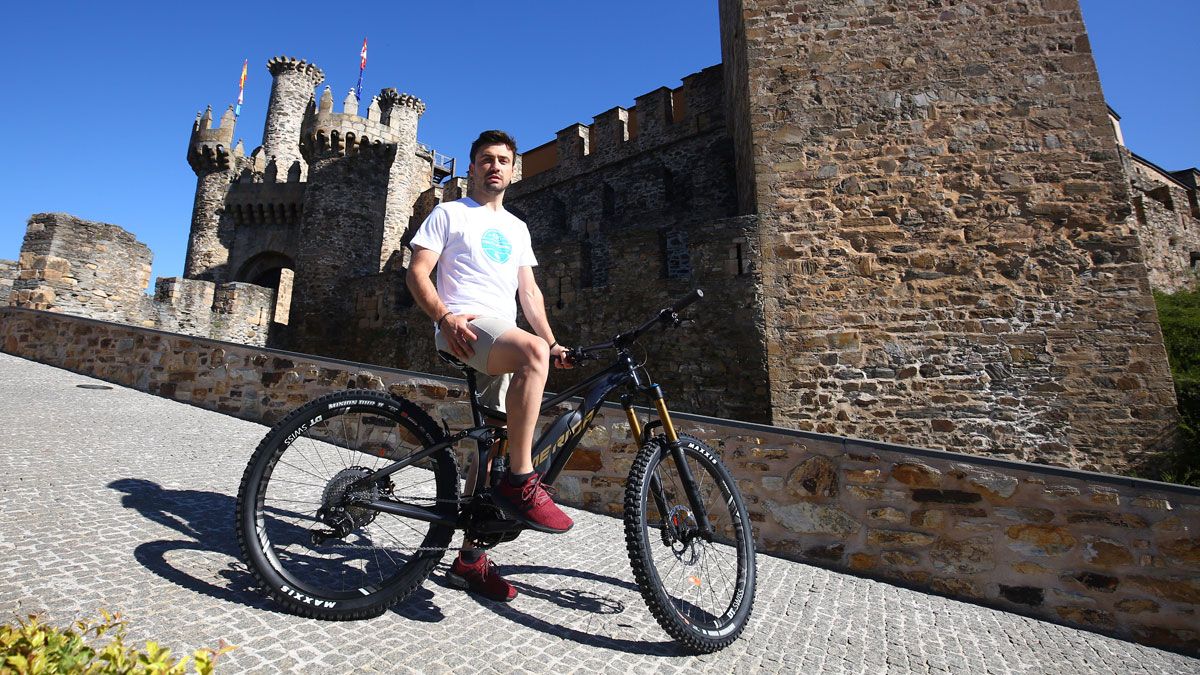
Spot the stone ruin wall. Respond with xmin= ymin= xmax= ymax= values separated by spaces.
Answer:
xmin=0 ymin=258 xmax=16 ymax=303
xmin=6 ymin=213 xmax=276 ymax=346
xmin=11 ymin=212 xmax=154 ymax=324
xmin=1123 ymin=153 xmax=1200 ymax=293
xmin=721 ymin=0 xmax=1180 ymax=474
xmin=2 ymin=308 xmax=1196 ymax=654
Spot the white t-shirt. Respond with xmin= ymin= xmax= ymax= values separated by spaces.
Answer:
xmin=410 ymin=197 xmax=537 ymax=323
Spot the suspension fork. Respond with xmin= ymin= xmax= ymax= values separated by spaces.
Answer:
xmin=623 ymin=395 xmax=669 ymax=519
xmin=647 ymin=385 xmax=713 ymax=535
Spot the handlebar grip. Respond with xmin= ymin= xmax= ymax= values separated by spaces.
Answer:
xmin=671 ymin=289 xmax=704 ymax=313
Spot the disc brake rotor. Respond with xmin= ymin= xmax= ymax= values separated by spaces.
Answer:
xmin=663 ymin=504 xmax=701 ymax=562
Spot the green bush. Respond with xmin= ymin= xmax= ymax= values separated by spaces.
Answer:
xmin=1155 ymin=288 xmax=1200 ymax=378
xmin=0 ymin=611 xmax=232 ymax=674
xmin=1152 ymin=289 xmax=1200 ymax=486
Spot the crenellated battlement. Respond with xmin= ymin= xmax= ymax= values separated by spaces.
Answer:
xmin=266 ymin=56 xmax=325 ymax=85
xmin=188 ymin=106 xmax=241 ymax=173
xmin=377 ymin=88 xmax=426 ymax=118
xmin=299 ymin=86 xmax=422 ymax=162
xmin=516 ymin=64 xmax=725 ymax=188
xmin=225 ymin=180 xmax=306 ymax=226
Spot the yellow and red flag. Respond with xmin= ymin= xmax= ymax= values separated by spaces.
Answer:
xmin=235 ymin=59 xmax=248 ymax=117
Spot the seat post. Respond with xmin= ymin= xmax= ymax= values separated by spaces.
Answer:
xmin=465 ymin=369 xmax=486 ymax=427
xmin=438 ymin=350 xmax=488 ymax=427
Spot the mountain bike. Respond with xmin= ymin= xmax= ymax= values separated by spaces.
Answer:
xmin=234 ymin=290 xmax=756 ymax=652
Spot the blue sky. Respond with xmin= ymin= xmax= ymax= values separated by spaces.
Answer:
xmin=1 ymin=1 xmax=1195 ymax=285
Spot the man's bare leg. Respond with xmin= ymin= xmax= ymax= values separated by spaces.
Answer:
xmin=484 ymin=328 xmax=549 ymax=472
xmin=482 ymin=327 xmax=572 ymax=532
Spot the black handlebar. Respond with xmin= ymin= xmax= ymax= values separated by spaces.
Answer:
xmin=670 ymin=288 xmax=704 ymax=313
xmin=567 ymin=289 xmax=704 ymax=363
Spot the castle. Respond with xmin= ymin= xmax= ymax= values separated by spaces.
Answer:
xmin=5 ymin=0 xmax=1199 ymax=474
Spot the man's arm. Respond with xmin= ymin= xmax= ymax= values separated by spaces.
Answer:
xmin=517 ymin=266 xmax=570 ymax=368
xmin=406 ymin=246 xmax=476 ymax=358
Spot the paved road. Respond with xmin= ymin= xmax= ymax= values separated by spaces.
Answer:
xmin=0 ymin=351 xmax=1197 ymax=674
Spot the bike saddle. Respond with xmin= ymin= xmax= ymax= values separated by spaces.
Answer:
xmin=437 ymin=350 xmax=507 ymax=422
xmin=437 ymin=349 xmax=470 ymax=371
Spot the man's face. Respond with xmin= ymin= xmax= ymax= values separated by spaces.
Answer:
xmin=469 ymin=143 xmax=515 ymax=196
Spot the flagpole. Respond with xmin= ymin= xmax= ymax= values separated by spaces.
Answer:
xmin=356 ymin=38 xmax=368 ymax=100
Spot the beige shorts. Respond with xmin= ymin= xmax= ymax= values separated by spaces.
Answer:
xmin=436 ymin=316 xmax=514 ymax=412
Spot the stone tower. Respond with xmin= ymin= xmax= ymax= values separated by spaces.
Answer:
xmin=262 ymin=56 xmax=325 ymax=180
xmin=183 ymin=105 xmax=240 ymax=281
xmin=286 ymin=83 xmax=430 ymax=353
xmin=716 ymin=0 xmax=1179 ymax=470
xmin=378 ymin=88 xmax=426 ymax=270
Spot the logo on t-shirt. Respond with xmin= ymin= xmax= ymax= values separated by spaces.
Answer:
xmin=481 ymin=229 xmax=512 ymax=264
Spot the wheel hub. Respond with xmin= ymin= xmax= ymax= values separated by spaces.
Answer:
xmin=663 ymin=505 xmax=701 ymax=562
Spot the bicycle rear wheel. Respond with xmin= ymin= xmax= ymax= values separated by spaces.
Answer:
xmin=624 ymin=434 xmax=756 ymax=652
xmin=235 ymin=389 xmax=459 ymax=620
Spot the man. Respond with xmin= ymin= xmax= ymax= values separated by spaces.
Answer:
xmin=406 ymin=130 xmax=573 ymax=603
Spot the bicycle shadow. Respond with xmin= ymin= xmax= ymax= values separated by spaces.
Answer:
xmin=434 ymin=562 xmax=683 ymax=656
xmin=107 ymin=478 xmax=444 ymax=623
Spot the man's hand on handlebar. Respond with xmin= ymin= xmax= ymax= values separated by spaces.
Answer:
xmin=550 ymin=343 xmax=574 ymax=370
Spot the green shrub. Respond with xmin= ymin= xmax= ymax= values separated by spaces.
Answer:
xmin=1152 ymin=289 xmax=1200 ymax=486
xmin=0 ymin=611 xmax=232 ymax=674
xmin=1154 ymin=288 xmax=1200 ymax=378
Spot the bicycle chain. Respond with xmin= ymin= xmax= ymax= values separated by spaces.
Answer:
xmin=320 ymin=543 xmax=452 ymax=553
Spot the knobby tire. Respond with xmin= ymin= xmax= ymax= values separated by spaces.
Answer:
xmin=624 ymin=434 xmax=757 ymax=653
xmin=235 ymin=389 xmax=459 ymax=620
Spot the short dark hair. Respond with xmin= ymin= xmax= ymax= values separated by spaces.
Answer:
xmin=469 ymin=130 xmax=518 ymax=164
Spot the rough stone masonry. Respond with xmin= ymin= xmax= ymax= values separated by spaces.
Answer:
xmin=718 ymin=0 xmax=1192 ymax=473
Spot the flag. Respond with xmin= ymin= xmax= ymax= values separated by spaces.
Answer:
xmin=235 ymin=59 xmax=248 ymax=117
xmin=356 ymin=38 xmax=367 ymax=100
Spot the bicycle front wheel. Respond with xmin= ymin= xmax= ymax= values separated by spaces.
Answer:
xmin=235 ymin=389 xmax=459 ymax=620
xmin=624 ymin=434 xmax=756 ymax=652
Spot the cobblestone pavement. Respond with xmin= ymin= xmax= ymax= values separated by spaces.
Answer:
xmin=1 ymin=352 xmax=1197 ymax=674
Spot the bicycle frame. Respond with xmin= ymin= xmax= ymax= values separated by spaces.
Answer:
xmin=350 ymin=353 xmax=638 ymax=523
xmin=349 ymin=299 xmax=714 ymax=538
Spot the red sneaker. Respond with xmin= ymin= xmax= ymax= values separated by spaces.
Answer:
xmin=447 ymin=553 xmax=517 ymax=602
xmin=494 ymin=472 xmax=574 ymax=533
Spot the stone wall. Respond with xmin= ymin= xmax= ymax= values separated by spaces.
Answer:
xmin=1 ymin=306 xmax=1196 ymax=654
xmin=1124 ymin=151 xmax=1200 ymax=293
xmin=527 ymin=216 xmax=770 ymax=424
xmin=509 ymin=65 xmax=734 ymax=229
xmin=150 ymin=278 xmax=275 ymax=345
xmin=338 ymin=269 xmax=440 ymax=375
xmin=719 ymin=0 xmax=1180 ymax=474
